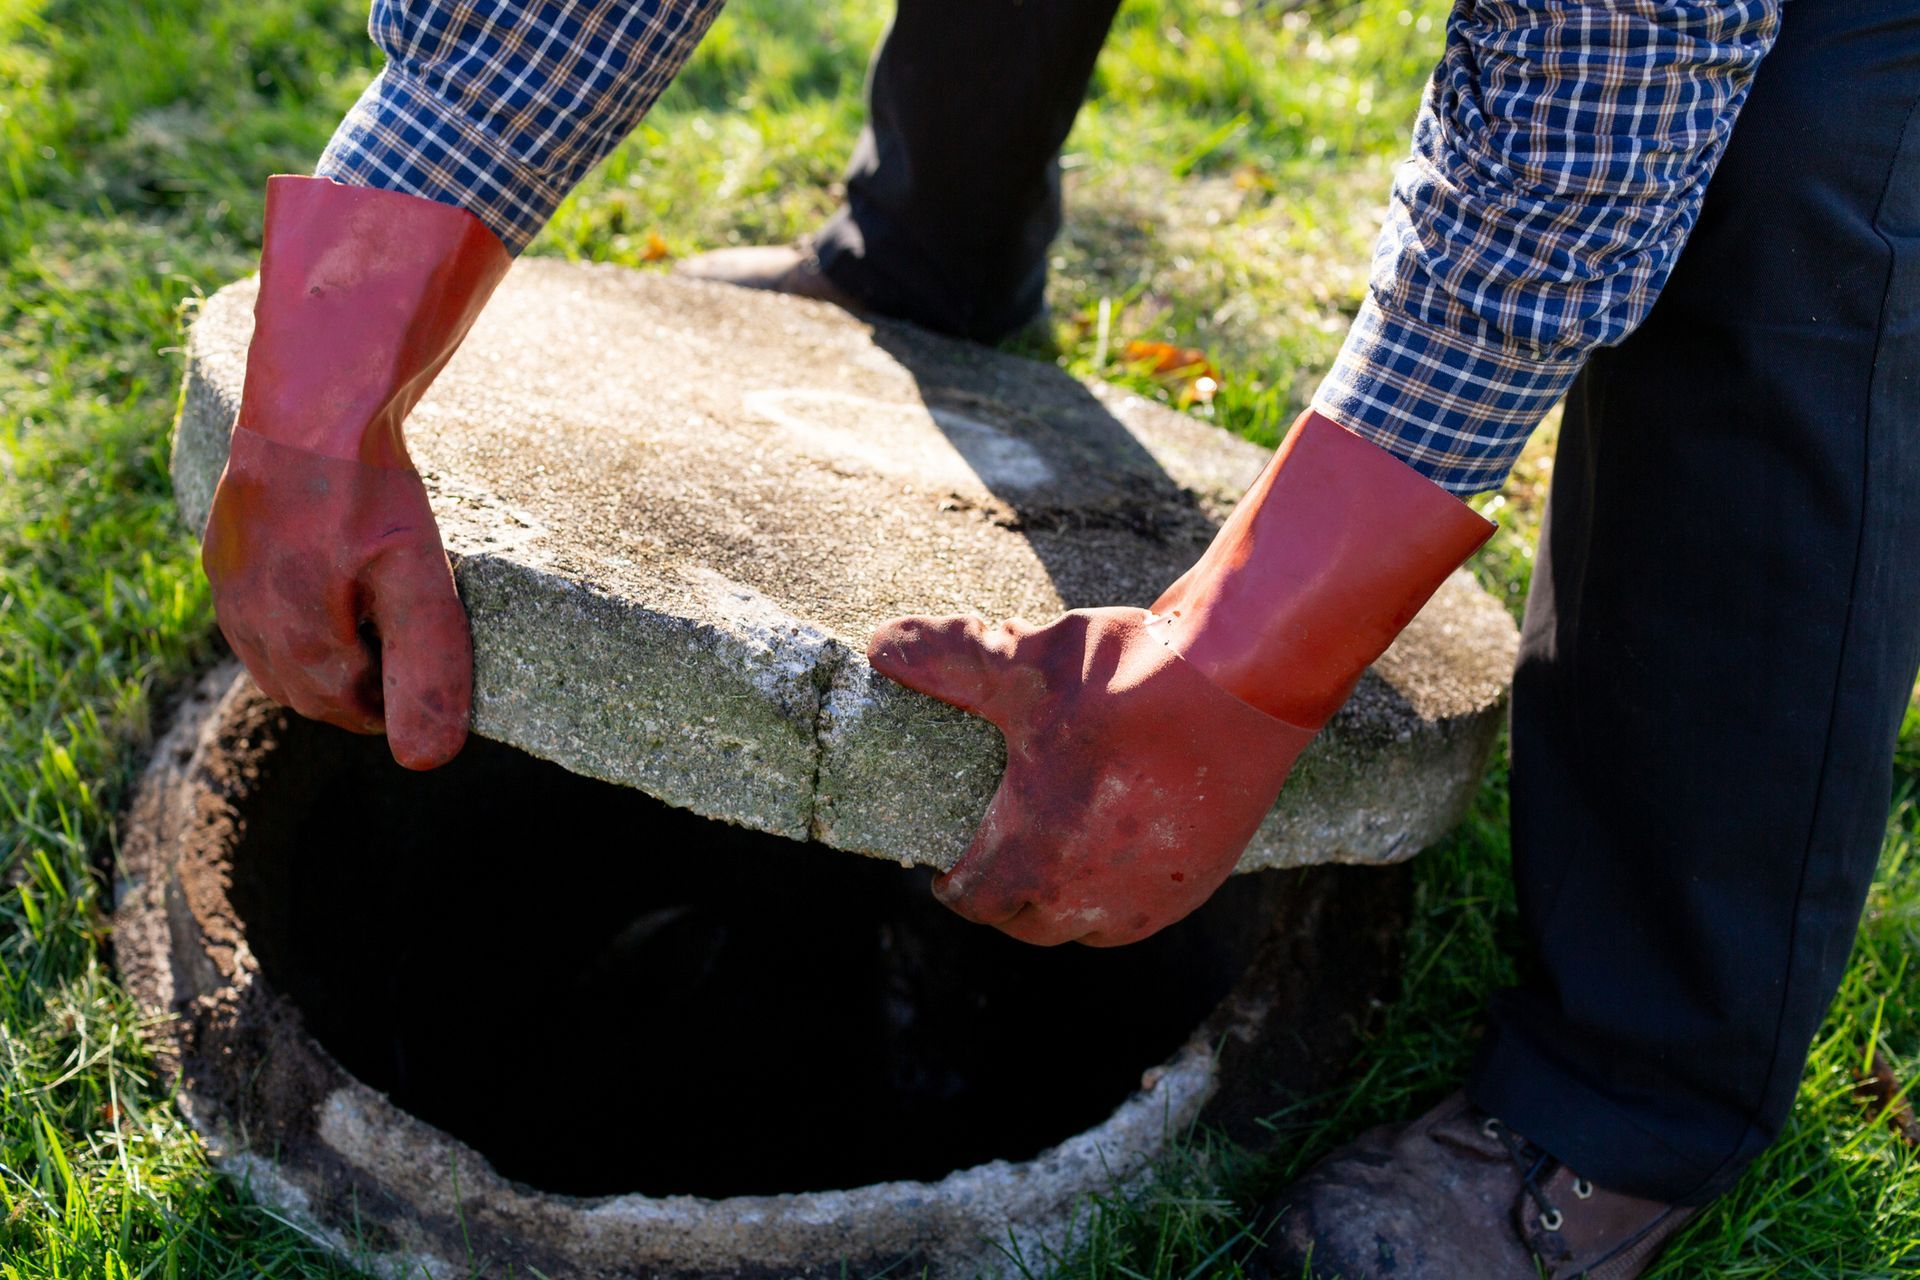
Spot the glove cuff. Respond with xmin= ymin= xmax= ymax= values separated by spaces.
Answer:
xmin=1149 ymin=409 xmax=1495 ymax=727
xmin=236 ymin=175 xmax=512 ymax=468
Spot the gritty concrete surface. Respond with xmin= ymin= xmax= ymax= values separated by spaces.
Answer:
xmin=174 ymin=261 xmax=1517 ymax=869
xmin=114 ymin=664 xmax=1410 ymax=1280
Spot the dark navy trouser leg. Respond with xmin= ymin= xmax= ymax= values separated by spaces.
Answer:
xmin=1468 ymin=0 xmax=1920 ymax=1204
xmin=812 ymin=0 xmax=1122 ymax=343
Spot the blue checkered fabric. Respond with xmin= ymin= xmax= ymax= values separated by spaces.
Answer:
xmin=317 ymin=0 xmax=725 ymax=254
xmin=1315 ymin=0 xmax=1781 ymax=493
xmin=316 ymin=0 xmax=1780 ymax=494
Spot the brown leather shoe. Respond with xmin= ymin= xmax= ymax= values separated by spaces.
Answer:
xmin=1256 ymin=1092 xmax=1696 ymax=1280
xmin=672 ymin=243 xmax=866 ymax=313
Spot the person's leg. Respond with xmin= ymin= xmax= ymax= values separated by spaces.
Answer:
xmin=682 ymin=0 xmax=1122 ymax=342
xmin=1469 ymin=0 xmax=1920 ymax=1205
xmin=812 ymin=0 xmax=1122 ymax=341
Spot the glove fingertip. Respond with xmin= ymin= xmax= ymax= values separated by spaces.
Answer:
xmin=867 ymin=614 xmax=1008 ymax=712
xmin=865 ymin=614 xmax=938 ymax=673
xmin=383 ymin=638 xmax=472 ymax=771
xmin=383 ymin=649 xmax=470 ymax=769
xmin=364 ymin=545 xmax=473 ymax=770
xmin=389 ymin=717 xmax=468 ymax=771
xmin=931 ymin=862 xmax=1028 ymax=930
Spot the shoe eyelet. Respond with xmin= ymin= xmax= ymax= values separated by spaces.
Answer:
xmin=1572 ymin=1178 xmax=1594 ymax=1200
xmin=1539 ymin=1209 xmax=1564 ymax=1232
xmin=1481 ymin=1118 xmax=1502 ymax=1140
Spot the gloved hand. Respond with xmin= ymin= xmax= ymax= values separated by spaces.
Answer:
xmin=869 ymin=410 xmax=1495 ymax=946
xmin=201 ymin=176 xmax=511 ymax=769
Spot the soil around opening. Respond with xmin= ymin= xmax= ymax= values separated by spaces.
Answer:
xmin=226 ymin=715 xmax=1293 ymax=1199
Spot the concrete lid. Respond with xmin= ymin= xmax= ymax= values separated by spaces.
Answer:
xmin=173 ymin=260 xmax=1517 ymax=872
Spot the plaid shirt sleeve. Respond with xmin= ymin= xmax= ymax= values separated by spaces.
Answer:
xmin=1314 ymin=0 xmax=1782 ymax=495
xmin=315 ymin=0 xmax=725 ymax=254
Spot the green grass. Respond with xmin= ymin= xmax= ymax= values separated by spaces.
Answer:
xmin=2 ymin=0 xmax=1917 ymax=1274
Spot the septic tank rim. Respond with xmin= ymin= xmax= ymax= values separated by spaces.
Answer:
xmin=114 ymin=662 xmax=1360 ymax=1280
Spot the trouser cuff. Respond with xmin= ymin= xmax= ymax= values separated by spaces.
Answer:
xmin=1466 ymin=1013 xmax=1742 ymax=1207
xmin=812 ymin=196 xmax=1048 ymax=345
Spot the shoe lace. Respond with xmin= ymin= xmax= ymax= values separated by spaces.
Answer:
xmin=1480 ymin=1115 xmax=1579 ymax=1235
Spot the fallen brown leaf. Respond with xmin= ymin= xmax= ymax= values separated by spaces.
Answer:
xmin=1123 ymin=339 xmax=1214 ymax=377
xmin=1852 ymin=1050 xmax=1920 ymax=1147
xmin=1232 ymin=164 xmax=1271 ymax=193
xmin=1122 ymin=339 xmax=1221 ymax=406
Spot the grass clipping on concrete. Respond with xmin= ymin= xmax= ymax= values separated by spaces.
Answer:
xmin=2 ymin=0 xmax=1917 ymax=1275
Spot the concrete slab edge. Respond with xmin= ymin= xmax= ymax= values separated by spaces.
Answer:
xmin=171 ymin=287 xmax=1507 ymax=874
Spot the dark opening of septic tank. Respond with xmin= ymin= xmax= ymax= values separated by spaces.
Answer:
xmin=226 ymin=718 xmax=1288 ymax=1200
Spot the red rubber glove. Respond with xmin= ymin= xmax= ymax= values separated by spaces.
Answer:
xmin=868 ymin=410 xmax=1495 ymax=946
xmin=201 ymin=176 xmax=510 ymax=769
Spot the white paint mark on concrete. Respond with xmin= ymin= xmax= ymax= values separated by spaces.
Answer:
xmin=744 ymin=388 xmax=1055 ymax=492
